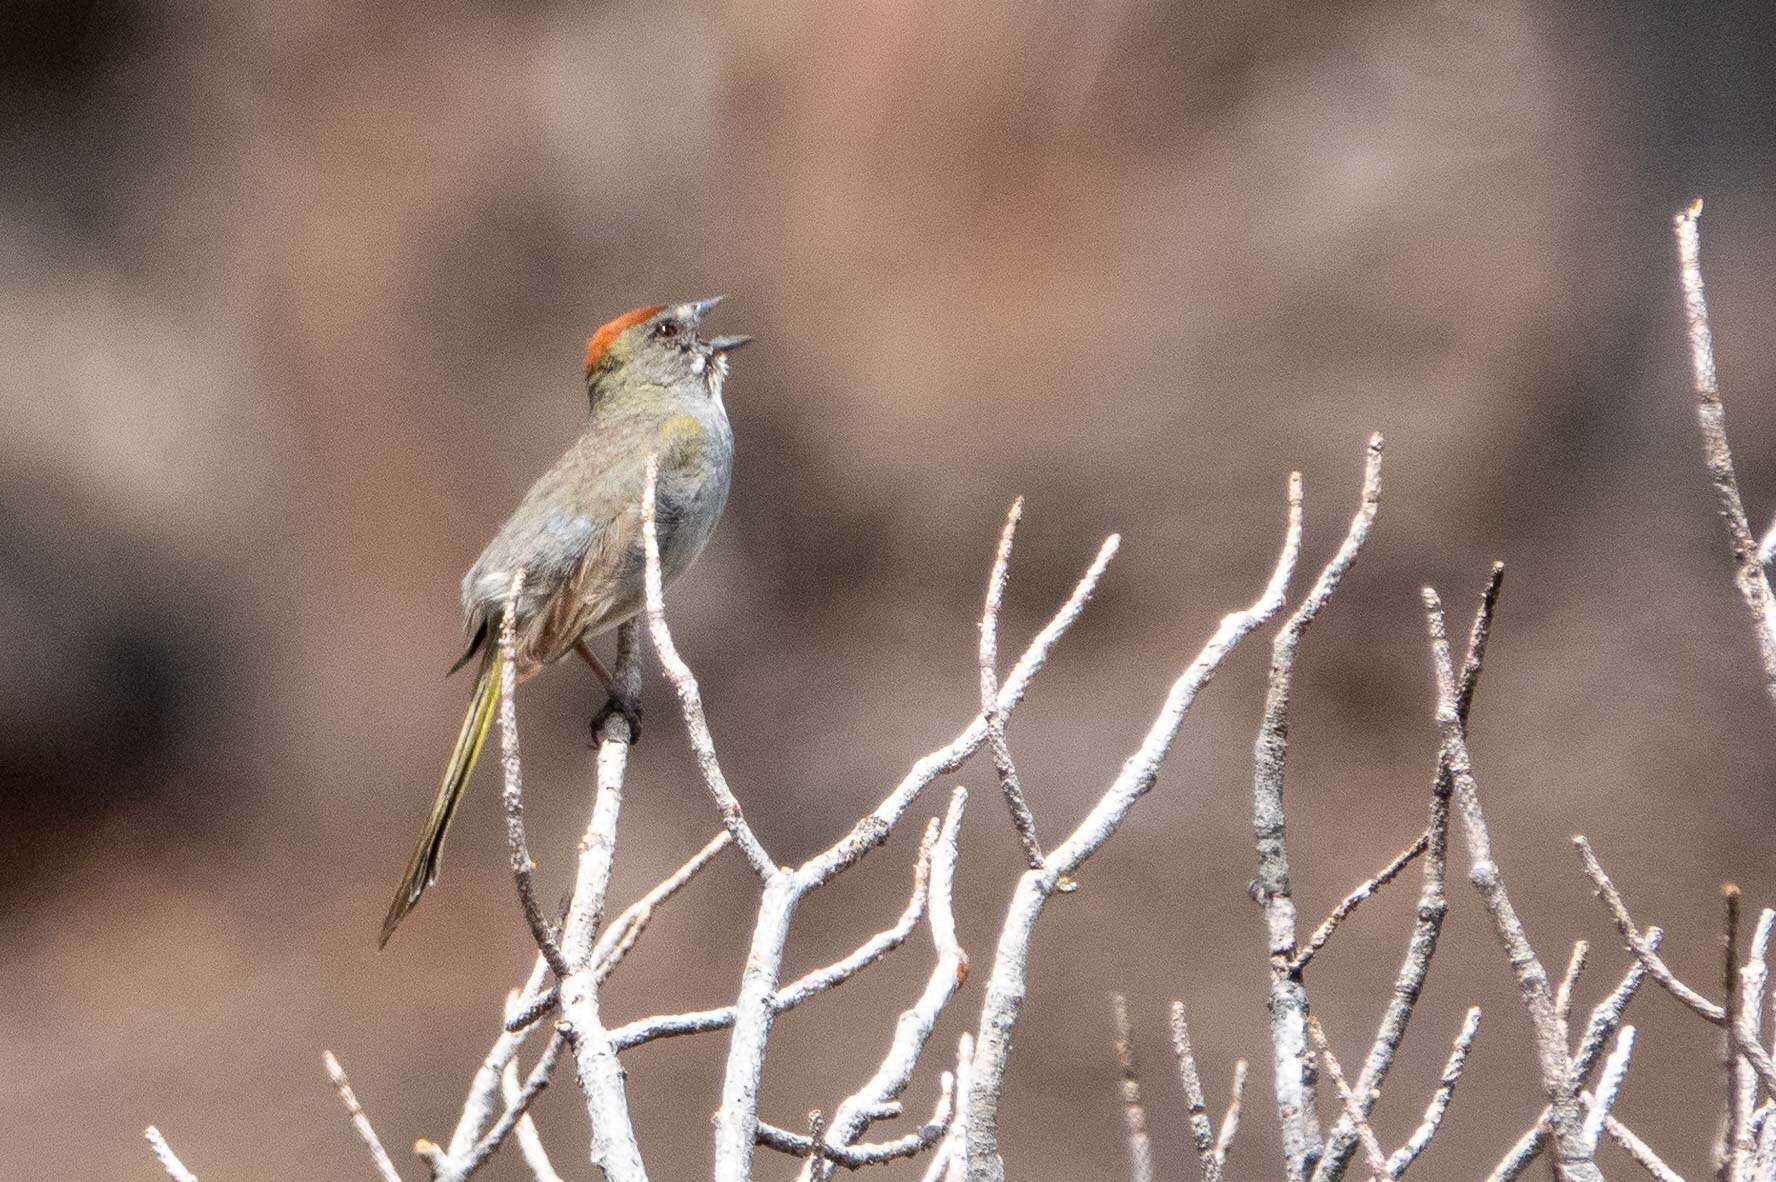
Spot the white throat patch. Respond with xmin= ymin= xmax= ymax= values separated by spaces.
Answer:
xmin=705 ymin=352 xmax=730 ymax=407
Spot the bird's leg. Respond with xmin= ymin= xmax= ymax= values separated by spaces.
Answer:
xmin=578 ymin=640 xmax=642 ymax=742
xmin=574 ymin=641 xmax=619 ymax=695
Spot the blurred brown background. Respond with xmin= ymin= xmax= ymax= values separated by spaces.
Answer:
xmin=5 ymin=1 xmax=1776 ymax=1178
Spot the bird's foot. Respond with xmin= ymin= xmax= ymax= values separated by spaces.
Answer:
xmin=590 ymin=693 xmax=643 ymax=745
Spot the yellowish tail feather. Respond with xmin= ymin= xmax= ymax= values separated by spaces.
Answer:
xmin=379 ymin=648 xmax=504 ymax=948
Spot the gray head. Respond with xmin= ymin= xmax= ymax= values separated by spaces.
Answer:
xmin=583 ymin=297 xmax=751 ymax=403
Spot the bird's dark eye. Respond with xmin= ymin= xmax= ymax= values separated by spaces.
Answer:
xmin=653 ymin=320 xmax=681 ymax=339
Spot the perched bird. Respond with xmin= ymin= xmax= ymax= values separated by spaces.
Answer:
xmin=379 ymin=297 xmax=747 ymax=947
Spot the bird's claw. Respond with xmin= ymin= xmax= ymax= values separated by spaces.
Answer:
xmin=590 ymin=694 xmax=643 ymax=745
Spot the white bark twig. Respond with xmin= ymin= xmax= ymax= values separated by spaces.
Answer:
xmin=324 ymin=1051 xmax=403 ymax=1182
xmin=501 ymin=1058 xmax=565 ymax=1182
xmin=496 ymin=569 xmax=569 ymax=979
xmin=979 ymin=496 xmax=1046 ymax=873
xmin=441 ymin=956 xmax=551 ymax=1166
xmin=145 ymin=1127 xmax=200 ymax=1182
xmin=921 ymin=1035 xmax=974 ymax=1182
xmin=1573 ymin=931 xmax=1663 ymax=1077
xmin=607 ymin=893 xmax=938 ymax=1051
xmin=1217 ymin=1059 xmax=1248 ymax=1168
xmin=1576 ymin=835 xmax=1727 ymax=1014
xmin=507 ymin=832 xmax=733 ymax=1034
xmin=1581 ymin=1026 xmax=1636 ymax=1153
xmin=1111 ymin=994 xmax=1155 ymax=1182
xmin=756 ymin=1072 xmax=954 ymax=1169
xmin=1488 ymin=931 xmax=1665 ymax=1182
xmin=805 ymin=790 xmax=970 ymax=1181
xmin=1733 ymin=910 xmax=1776 ymax=1181
xmin=1604 ymin=1115 xmax=1689 ymax=1182
xmin=1315 ymin=563 xmax=1503 ymax=1182
xmin=1290 ymin=829 xmax=1430 ymax=975
xmin=1169 ymin=1001 xmax=1223 ymax=1182
xmin=639 ymin=459 xmax=779 ymax=881
xmin=1256 ymin=441 xmax=1387 ymax=1168
xmin=641 ymin=459 xmax=1125 ymax=1182
xmin=593 ymin=831 xmax=731 ymax=982
xmin=445 ymin=1033 xmax=566 ymax=1178
xmin=554 ymin=616 xmax=648 ymax=1181
xmin=1576 ymin=837 xmax=1776 ymax=1094
xmin=966 ymin=466 xmax=1307 ymax=1182
xmin=1672 ymin=199 xmax=1776 ymax=711
xmin=1556 ymin=941 xmax=1589 ymax=1052
xmin=1385 ymin=1006 xmax=1481 ymax=1178
xmin=1424 ymin=587 xmax=1599 ymax=1182
xmin=1255 ymin=437 xmax=1383 ymax=1181
xmin=1753 ymin=1098 xmax=1776 ymax=1182
xmin=1305 ymin=1016 xmax=1389 ymax=1180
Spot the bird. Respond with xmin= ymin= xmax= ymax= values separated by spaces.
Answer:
xmin=379 ymin=296 xmax=748 ymax=947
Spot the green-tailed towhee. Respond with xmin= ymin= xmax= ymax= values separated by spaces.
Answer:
xmin=379 ymin=297 xmax=747 ymax=947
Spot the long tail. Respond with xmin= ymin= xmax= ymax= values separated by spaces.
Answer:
xmin=379 ymin=643 xmax=504 ymax=948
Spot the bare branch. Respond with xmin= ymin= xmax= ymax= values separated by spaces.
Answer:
xmin=803 ymin=530 xmax=1124 ymax=897
xmin=323 ymin=1052 xmax=403 ymax=1182
xmin=1582 ymin=1026 xmax=1637 ymax=1152
xmin=807 ymin=791 xmax=969 ymax=1182
xmin=1488 ymin=931 xmax=1665 ymax=1182
xmin=445 ymin=956 xmax=552 ymax=1162
xmin=781 ymin=822 xmax=938 ymax=1014
xmin=496 ymin=568 xmax=569 ymax=980
xmin=973 ymin=464 xmax=1307 ymax=1178
xmin=1111 ymin=995 xmax=1155 ymax=1182
xmin=1316 ymin=563 xmax=1502 ymax=1182
xmin=1603 ymin=1114 xmax=1688 ymax=1182
xmin=609 ymin=879 xmax=936 ymax=1052
xmin=506 ymin=832 xmax=733 ymax=1035
xmin=1291 ymin=829 xmax=1430 ymax=975
xmin=144 ymin=1127 xmax=200 ymax=1182
xmin=1556 ymin=941 xmax=1589 ymax=1052
xmin=450 ymin=1033 xmax=567 ymax=1179
xmin=500 ymin=1057 xmax=565 ymax=1182
xmin=1217 ymin=1059 xmax=1248 ymax=1167
xmin=1386 ymin=1006 xmax=1481 ymax=1178
xmin=756 ymin=1071 xmax=952 ymax=1169
xmin=1721 ymin=885 xmax=1745 ymax=1182
xmin=1169 ymin=1001 xmax=1222 ymax=1182
xmin=556 ymin=620 xmax=648 ymax=1181
xmin=1574 ymin=930 xmax=1664 ymax=1085
xmin=642 ymin=457 xmax=778 ymax=880
xmin=1425 ymin=587 xmax=1598 ymax=1182
xmin=1576 ymin=836 xmax=1725 ymax=1021
xmin=966 ymin=466 xmax=1306 ymax=1182
xmin=979 ymin=496 xmax=1045 ymax=872
xmin=1673 ymin=199 xmax=1776 ymax=710
xmin=640 ymin=453 xmax=1126 ymax=1182
xmin=1734 ymin=910 xmax=1776 ymax=1180
xmin=1753 ymin=1099 xmax=1776 ymax=1182
xmin=921 ymin=1035 xmax=974 ymax=1182
xmin=592 ymin=831 xmax=731 ymax=983
xmin=1256 ymin=438 xmax=1383 ymax=1179
xmin=1576 ymin=837 xmax=1776 ymax=1099
xmin=1306 ymin=1016 xmax=1389 ymax=1180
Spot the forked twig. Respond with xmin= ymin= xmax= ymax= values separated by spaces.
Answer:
xmin=1256 ymin=436 xmax=1384 ymax=1179
xmin=1672 ymin=199 xmax=1776 ymax=711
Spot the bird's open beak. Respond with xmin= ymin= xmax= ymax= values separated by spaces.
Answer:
xmin=683 ymin=295 xmax=726 ymax=324
xmin=706 ymin=334 xmax=753 ymax=353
